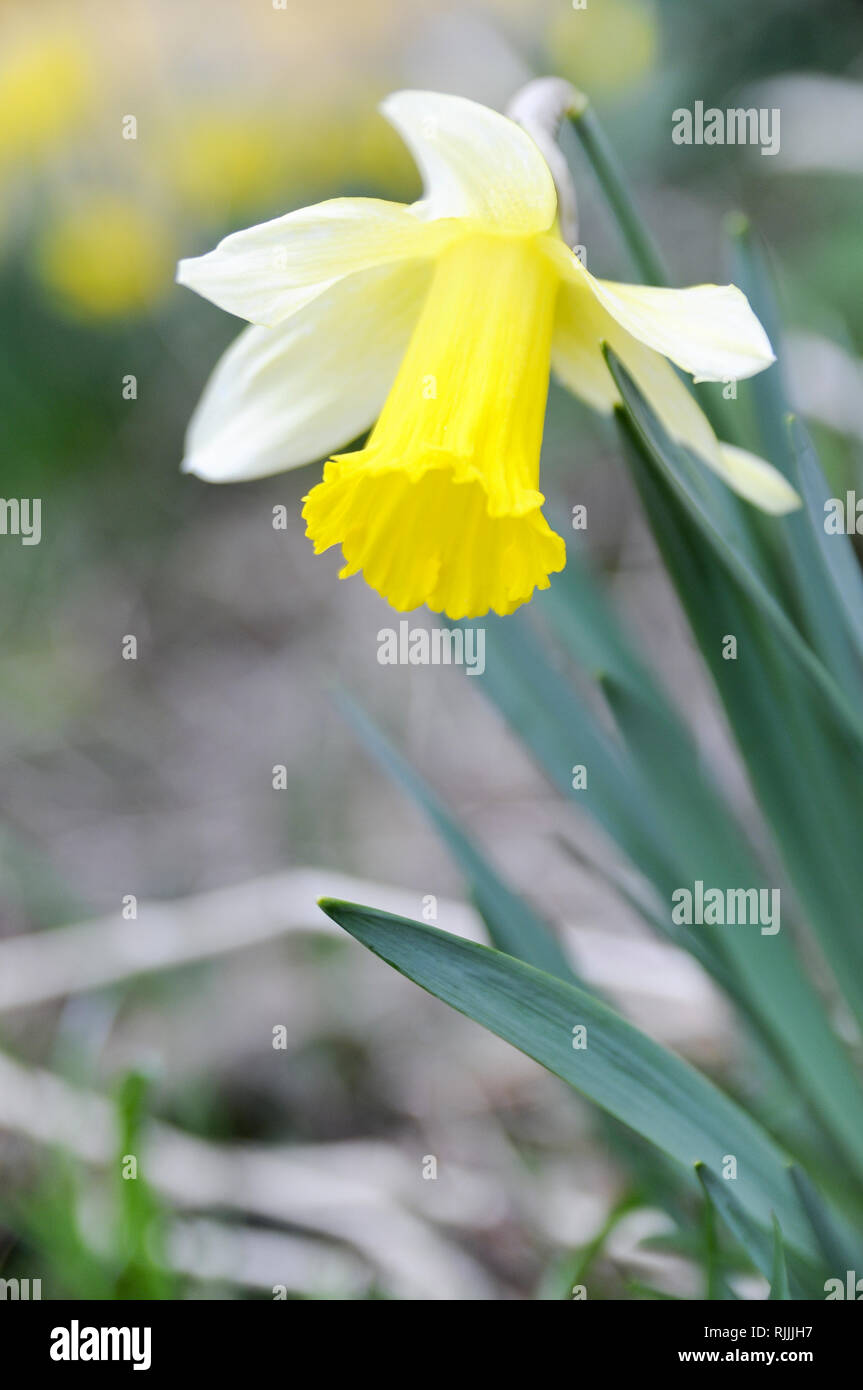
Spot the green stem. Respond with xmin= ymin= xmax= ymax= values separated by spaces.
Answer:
xmin=568 ymin=101 xmax=670 ymax=287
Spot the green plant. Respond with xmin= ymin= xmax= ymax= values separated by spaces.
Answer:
xmin=321 ymin=95 xmax=863 ymax=1300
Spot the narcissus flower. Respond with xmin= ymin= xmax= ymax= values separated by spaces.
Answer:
xmin=38 ymin=194 xmax=174 ymax=318
xmin=178 ymin=90 xmax=796 ymax=618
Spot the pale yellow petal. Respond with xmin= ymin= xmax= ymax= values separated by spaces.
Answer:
xmin=551 ymin=269 xmax=718 ymax=463
xmin=381 ymin=90 xmax=557 ymax=234
xmin=710 ymin=443 xmax=801 ymax=514
xmin=548 ymin=242 xmax=775 ymax=382
xmin=551 ymin=272 xmax=799 ymax=513
xmin=176 ymin=196 xmax=451 ymax=327
xmin=182 ymin=260 xmax=431 ymax=482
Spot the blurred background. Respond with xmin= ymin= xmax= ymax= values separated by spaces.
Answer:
xmin=1 ymin=0 xmax=862 ymax=1299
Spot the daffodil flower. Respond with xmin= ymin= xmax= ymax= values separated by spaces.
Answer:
xmin=178 ymin=90 xmax=797 ymax=619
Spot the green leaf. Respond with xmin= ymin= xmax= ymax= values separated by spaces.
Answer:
xmin=701 ymin=1168 xmax=724 ymax=1301
xmin=606 ymin=346 xmax=863 ymax=753
xmin=724 ymin=217 xmax=863 ymax=698
xmin=613 ymin=410 xmax=863 ymax=1173
xmin=114 ymin=1070 xmax=173 ymax=1300
xmin=476 ymin=593 xmax=863 ymax=1176
xmin=696 ymin=1165 xmax=815 ymax=1297
xmin=769 ymin=1215 xmax=791 ymax=1301
xmin=790 ymin=416 xmax=863 ymax=666
xmin=475 ymin=611 xmax=682 ymax=893
xmin=789 ymin=1165 xmax=863 ymax=1277
xmin=320 ymin=898 xmax=819 ymax=1262
xmin=610 ymin=349 xmax=863 ymax=1055
xmin=539 ymin=554 xmax=833 ymax=1071
xmin=535 ymin=1194 xmax=637 ymax=1300
xmin=609 ymin=337 xmax=863 ymax=1044
xmin=335 ymin=689 xmax=577 ymax=983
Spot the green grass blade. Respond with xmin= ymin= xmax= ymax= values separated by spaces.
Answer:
xmin=114 ymin=1071 xmax=173 ymax=1300
xmin=614 ymin=420 xmax=863 ymax=1170
xmin=695 ymin=1177 xmax=745 ymax=1301
xmin=320 ymin=898 xmax=819 ymax=1261
xmin=475 ymin=612 xmax=683 ymax=889
xmin=725 ymin=217 xmax=863 ymax=696
xmin=335 ymin=690 xmax=577 ymax=983
xmin=789 ymin=1165 xmax=863 ymax=1277
xmin=609 ymin=339 xmax=863 ymax=1038
xmin=790 ymin=415 xmax=863 ymax=665
xmin=606 ymin=348 xmax=863 ymax=752
xmin=696 ymin=1164 xmax=816 ymax=1297
xmin=477 ymin=598 xmax=863 ymax=1173
xmin=769 ymin=1215 xmax=791 ymax=1301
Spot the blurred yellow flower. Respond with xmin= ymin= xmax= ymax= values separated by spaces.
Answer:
xmin=347 ymin=100 xmax=419 ymax=196
xmin=36 ymin=195 xmax=174 ymax=319
xmin=547 ymin=0 xmax=659 ymax=96
xmin=162 ymin=110 xmax=292 ymax=215
xmin=0 ymin=32 xmax=93 ymax=169
xmin=178 ymin=91 xmax=794 ymax=619
xmin=160 ymin=99 xmax=415 ymax=218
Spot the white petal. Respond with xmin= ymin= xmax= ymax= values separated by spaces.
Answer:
xmin=551 ymin=245 xmax=775 ymax=382
xmin=182 ymin=259 xmax=431 ymax=482
xmin=710 ymin=443 xmax=801 ymax=514
xmin=177 ymin=197 xmax=448 ymax=327
xmin=551 ymin=275 xmax=799 ymax=513
xmin=381 ymin=90 xmax=557 ymax=233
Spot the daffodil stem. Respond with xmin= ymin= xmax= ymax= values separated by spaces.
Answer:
xmin=568 ymin=102 xmax=670 ymax=288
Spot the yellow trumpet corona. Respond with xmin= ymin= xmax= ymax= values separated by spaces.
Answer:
xmin=303 ymin=233 xmax=564 ymax=617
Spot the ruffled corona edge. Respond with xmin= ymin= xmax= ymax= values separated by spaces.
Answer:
xmin=303 ymin=455 xmax=566 ymax=619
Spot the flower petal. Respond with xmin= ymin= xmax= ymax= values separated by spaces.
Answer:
xmin=549 ymin=243 xmax=775 ymax=382
xmin=710 ymin=443 xmax=801 ymax=515
xmin=381 ymin=90 xmax=557 ymax=233
xmin=182 ymin=259 xmax=432 ymax=482
xmin=177 ymin=196 xmax=448 ymax=327
xmin=551 ymin=273 xmax=799 ymax=513
xmin=551 ymin=268 xmax=717 ymax=460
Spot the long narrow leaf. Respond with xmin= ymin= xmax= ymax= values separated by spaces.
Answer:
xmin=696 ymin=1164 xmax=815 ymax=1298
xmin=320 ymin=898 xmax=819 ymax=1261
xmin=613 ymin=415 xmax=863 ymax=1171
xmin=769 ymin=1215 xmax=791 ymax=1301
xmin=335 ymin=689 xmax=577 ymax=982
xmin=606 ymin=348 xmax=863 ymax=752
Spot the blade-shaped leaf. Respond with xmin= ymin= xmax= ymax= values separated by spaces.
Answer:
xmin=611 ymin=402 xmax=863 ymax=1155
xmin=320 ymin=897 xmax=819 ymax=1261
xmin=769 ymin=1215 xmax=791 ymax=1301
xmin=789 ymin=1165 xmax=863 ymax=1277
xmin=606 ymin=346 xmax=863 ymax=752
xmin=335 ymin=689 xmax=578 ymax=983
xmin=696 ymin=1164 xmax=816 ymax=1298
xmin=480 ymin=585 xmax=863 ymax=1174
xmin=725 ymin=217 xmax=863 ymax=697
xmin=790 ymin=415 xmax=863 ymax=666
